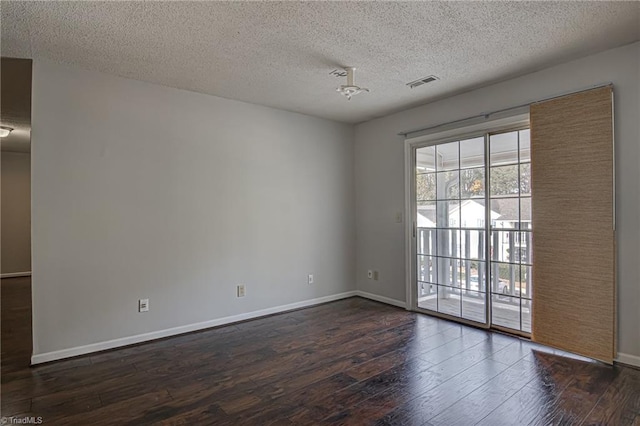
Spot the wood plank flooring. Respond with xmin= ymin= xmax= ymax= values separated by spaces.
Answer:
xmin=2 ymin=277 xmax=639 ymax=425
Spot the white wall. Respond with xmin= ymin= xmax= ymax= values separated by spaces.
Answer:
xmin=31 ymin=60 xmax=355 ymax=360
xmin=1 ymin=152 xmax=31 ymax=274
xmin=355 ymin=42 xmax=640 ymax=362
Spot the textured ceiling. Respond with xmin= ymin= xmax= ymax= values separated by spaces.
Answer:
xmin=1 ymin=1 xmax=639 ymax=124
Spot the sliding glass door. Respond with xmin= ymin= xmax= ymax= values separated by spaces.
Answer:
xmin=414 ymin=129 xmax=532 ymax=334
xmin=488 ymin=130 xmax=532 ymax=333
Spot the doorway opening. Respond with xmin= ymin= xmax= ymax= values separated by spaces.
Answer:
xmin=1 ymin=57 xmax=33 ymax=373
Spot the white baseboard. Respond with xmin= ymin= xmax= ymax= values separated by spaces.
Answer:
xmin=31 ymin=290 xmax=358 ymax=365
xmin=616 ymin=352 xmax=640 ymax=368
xmin=356 ymin=290 xmax=407 ymax=309
xmin=30 ymin=288 xmax=633 ymax=366
xmin=1 ymin=271 xmax=32 ymax=278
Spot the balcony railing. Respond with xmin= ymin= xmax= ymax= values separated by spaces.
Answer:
xmin=416 ymin=227 xmax=532 ymax=298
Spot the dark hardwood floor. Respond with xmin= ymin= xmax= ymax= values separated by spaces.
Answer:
xmin=2 ymin=277 xmax=639 ymax=425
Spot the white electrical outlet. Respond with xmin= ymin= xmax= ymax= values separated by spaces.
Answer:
xmin=308 ymin=274 xmax=314 ymax=284
xmin=395 ymin=212 xmax=403 ymax=223
xmin=138 ymin=299 xmax=149 ymax=312
xmin=237 ymin=284 xmax=246 ymax=297
xmin=373 ymin=271 xmax=379 ymax=281
xmin=367 ymin=270 xmax=373 ymax=279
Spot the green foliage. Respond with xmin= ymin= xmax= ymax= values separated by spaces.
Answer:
xmin=416 ymin=173 xmax=436 ymax=201
xmin=416 ymin=164 xmax=530 ymax=200
xmin=460 ymin=169 xmax=484 ymax=198
xmin=498 ymin=263 xmax=520 ymax=281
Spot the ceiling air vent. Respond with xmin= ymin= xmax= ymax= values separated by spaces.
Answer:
xmin=406 ymin=75 xmax=439 ymax=89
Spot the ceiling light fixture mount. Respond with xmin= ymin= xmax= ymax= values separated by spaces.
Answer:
xmin=332 ymin=67 xmax=369 ymax=101
xmin=0 ymin=126 xmax=14 ymax=138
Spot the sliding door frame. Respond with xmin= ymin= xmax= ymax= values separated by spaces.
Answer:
xmin=404 ymin=116 xmax=530 ymax=334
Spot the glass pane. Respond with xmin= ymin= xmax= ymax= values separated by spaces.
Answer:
xmin=460 ymin=260 xmax=486 ymax=291
xmin=520 ymin=265 xmax=532 ymax=299
xmin=510 ymin=232 xmax=531 ymax=264
xmin=436 ymin=230 xmax=461 ymax=258
xmin=436 ymin=171 xmax=459 ymax=200
xmin=436 ymin=201 xmax=460 ymax=228
xmin=520 ymin=164 xmax=531 ymax=196
xmin=490 ymin=262 xmax=521 ymax=296
xmin=460 ymin=137 xmax=485 ymax=169
xmin=520 ymin=198 xmax=532 ymax=227
xmin=438 ymin=286 xmax=461 ymax=317
xmin=460 ymin=168 xmax=485 ymax=199
xmin=417 ymin=255 xmax=436 ymax=283
xmin=507 ymin=264 xmax=523 ymax=297
xmin=460 ymin=230 xmax=486 ymax=260
xmin=490 ymin=198 xmax=519 ymax=229
xmin=417 ymin=201 xmax=436 ymax=228
xmin=462 ymin=291 xmax=486 ymax=323
xmin=525 ymin=234 xmax=533 ymax=264
xmin=434 ymin=256 xmax=460 ymax=287
xmin=417 ymin=145 xmax=437 ymax=172
xmin=519 ymin=129 xmax=530 ymax=162
xmin=490 ymin=165 xmax=520 ymax=196
xmin=417 ymin=282 xmax=438 ymax=311
xmin=492 ymin=295 xmax=520 ymax=330
xmin=436 ymin=141 xmax=459 ymax=171
xmin=490 ymin=230 xmax=522 ymax=263
xmin=416 ymin=173 xmax=436 ymax=201
xmin=460 ymin=201 xmax=485 ymax=229
xmin=521 ymin=299 xmax=532 ymax=333
xmin=417 ymin=228 xmax=437 ymax=256
xmin=490 ymin=132 xmax=519 ymax=166
xmin=512 ymin=234 xmax=525 ymax=263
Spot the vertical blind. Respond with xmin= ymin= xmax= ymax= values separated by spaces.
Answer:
xmin=530 ymin=86 xmax=615 ymax=363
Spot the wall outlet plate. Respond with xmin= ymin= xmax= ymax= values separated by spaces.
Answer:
xmin=308 ymin=274 xmax=314 ymax=284
xmin=373 ymin=271 xmax=379 ymax=281
xmin=139 ymin=299 xmax=149 ymax=312
xmin=237 ymin=285 xmax=246 ymax=297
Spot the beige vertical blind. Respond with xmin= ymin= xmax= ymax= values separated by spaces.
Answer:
xmin=530 ymin=86 xmax=615 ymax=363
